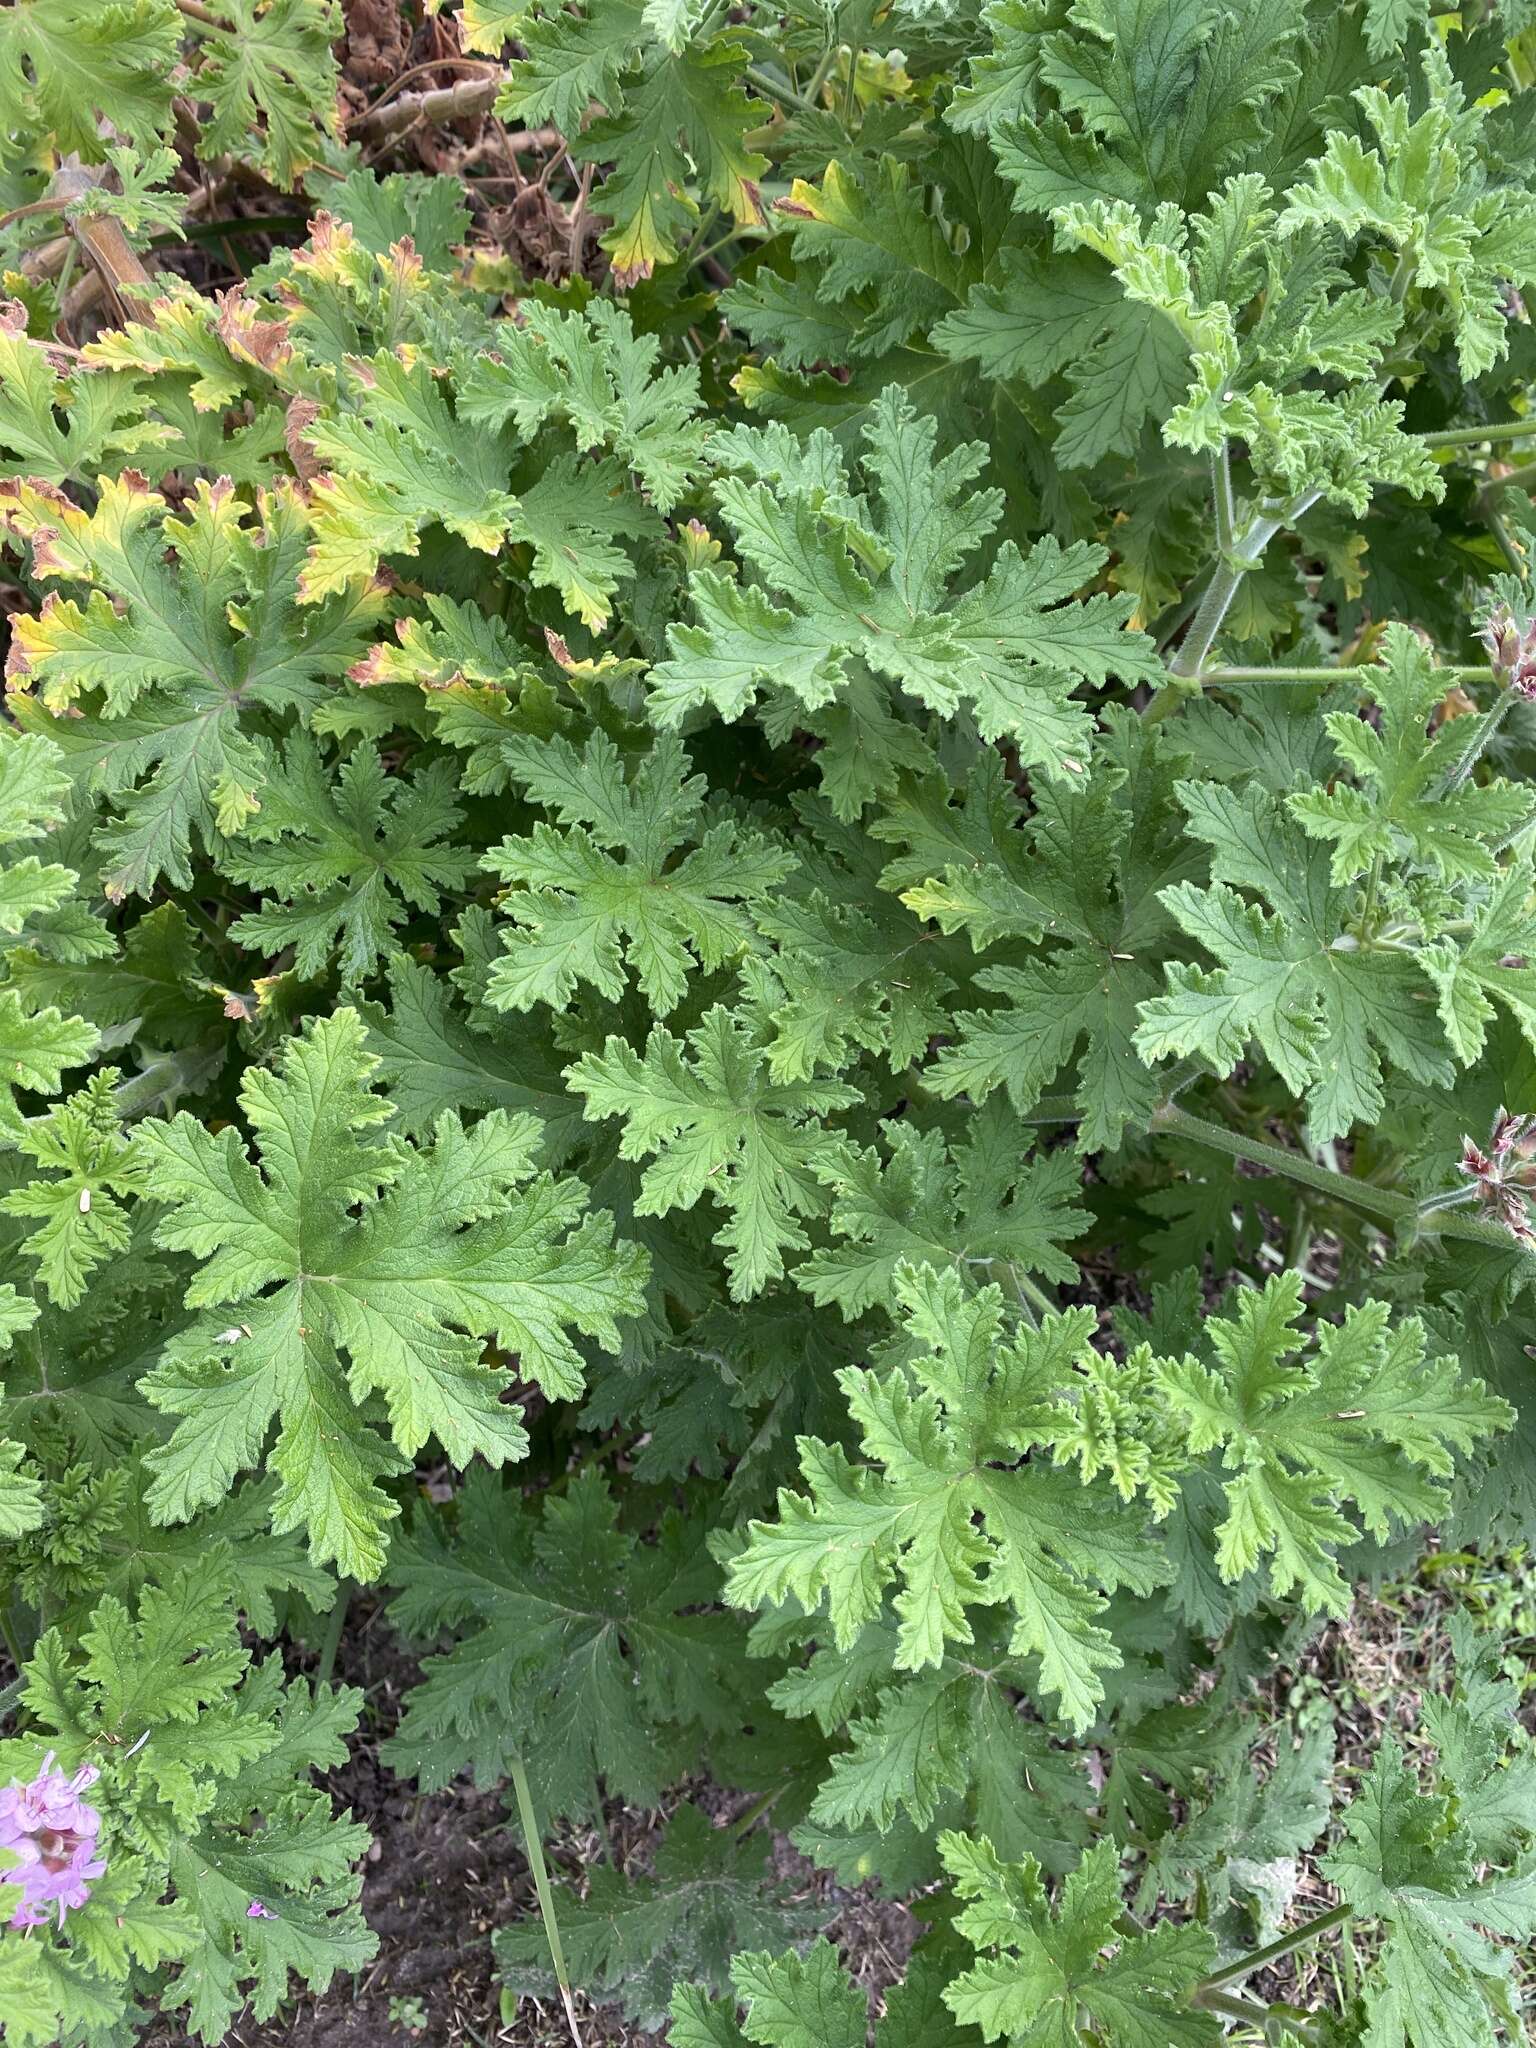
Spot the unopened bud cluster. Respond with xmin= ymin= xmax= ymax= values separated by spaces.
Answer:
xmin=1481 ymin=605 xmax=1536 ymax=697
xmin=1457 ymin=1108 xmax=1536 ymax=1246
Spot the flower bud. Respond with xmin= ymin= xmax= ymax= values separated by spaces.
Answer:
xmin=1481 ymin=604 xmax=1536 ymax=698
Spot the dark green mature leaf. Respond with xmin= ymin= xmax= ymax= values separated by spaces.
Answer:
xmin=899 ymin=712 xmax=1194 ymax=1151
xmin=223 ymin=738 xmax=474 ymax=984
xmin=799 ymin=1106 xmax=1089 ymax=1317
xmin=483 ymin=730 xmax=792 ymax=1015
xmin=384 ymin=1470 xmax=748 ymax=1816
xmin=1322 ymin=1621 xmax=1536 ymax=2048
xmin=495 ymin=1803 xmax=819 ymax=2028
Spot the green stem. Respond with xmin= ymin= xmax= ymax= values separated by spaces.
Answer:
xmin=677 ymin=204 xmax=722 ymax=270
xmin=1016 ymin=1093 xmax=1084 ymax=1125
xmin=510 ymin=1754 xmax=584 ymax=2048
xmin=1008 ymin=1266 xmax=1058 ymax=1319
xmin=803 ymin=42 xmax=840 ymax=104
xmin=731 ymin=1786 xmax=783 ymax=1836
xmin=1211 ymin=444 xmax=1236 ymax=556
xmin=1196 ymin=664 xmax=1494 ymax=685
xmin=1480 ymin=498 xmax=1525 ymax=574
xmin=1413 ymin=416 xmax=1536 ymax=449
xmin=1164 ymin=489 xmax=1322 ymax=688
xmin=314 ymin=1580 xmax=353 ymax=1688
xmin=1151 ymin=592 xmax=1200 ymax=655
xmin=1439 ymin=691 xmax=1513 ymax=795
xmin=1166 ymin=554 xmax=1255 ymax=684
xmin=0 ymin=1605 xmax=25 ymax=1680
xmin=1486 ymin=456 xmax=1536 ymax=495
xmin=1357 ymin=851 xmax=1383 ymax=940
xmin=1153 ymin=1102 xmax=1410 ymax=1222
xmin=1150 ymin=1101 xmax=1536 ymax=1259
xmin=1194 ymin=1986 xmax=1323 ymax=2044
xmin=745 ymin=64 xmax=816 ymax=114
xmin=1199 ymin=1903 xmax=1354 ymax=1992
xmin=841 ymin=40 xmax=862 ymax=128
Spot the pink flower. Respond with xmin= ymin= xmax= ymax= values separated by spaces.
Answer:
xmin=0 ymin=1752 xmax=107 ymax=1930
xmin=247 ymin=1899 xmax=277 ymax=1919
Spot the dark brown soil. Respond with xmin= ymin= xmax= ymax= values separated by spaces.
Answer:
xmin=138 ymin=1590 xmax=912 ymax=2048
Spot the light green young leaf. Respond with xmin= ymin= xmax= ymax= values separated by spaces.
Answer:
xmin=1 ymin=1071 xmax=144 ymax=1309
xmin=1135 ymin=778 xmax=1457 ymax=1139
xmin=727 ymin=1262 xmax=1168 ymax=1733
xmin=940 ymin=1833 xmax=1220 ymax=2048
xmin=1153 ymin=1274 xmax=1510 ymax=1612
xmin=1287 ymin=628 xmax=1533 ymax=884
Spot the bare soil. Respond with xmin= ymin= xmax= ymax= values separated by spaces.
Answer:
xmin=138 ymin=1589 xmax=914 ymax=2048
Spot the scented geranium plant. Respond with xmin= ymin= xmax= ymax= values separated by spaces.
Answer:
xmin=1 ymin=1 xmax=1536 ymax=2044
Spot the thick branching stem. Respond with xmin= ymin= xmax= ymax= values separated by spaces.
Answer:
xmin=347 ymin=75 xmax=504 ymax=144
xmin=1151 ymin=480 xmax=1328 ymax=721
xmin=1193 ymin=1986 xmax=1324 ymax=2044
xmin=16 ymin=162 xmax=156 ymax=328
xmin=1168 ymin=487 xmax=1323 ymax=682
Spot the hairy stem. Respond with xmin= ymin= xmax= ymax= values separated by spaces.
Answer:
xmin=1199 ymin=1902 xmax=1355 ymax=1991
xmin=1211 ymin=443 xmax=1236 ymax=556
xmin=1194 ymin=1986 xmax=1324 ymax=2044
xmin=510 ymin=1754 xmax=585 ymax=2048
xmin=1414 ymin=416 xmax=1536 ymax=449
xmin=1149 ymin=1101 xmax=1536 ymax=1258
xmin=1197 ymin=664 xmax=1494 ymax=686
xmin=1165 ymin=490 xmax=1323 ymax=687
xmin=1166 ymin=549 xmax=1261 ymax=682
xmin=313 ymin=1581 xmax=353 ymax=1688
xmin=1439 ymin=691 xmax=1514 ymax=795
